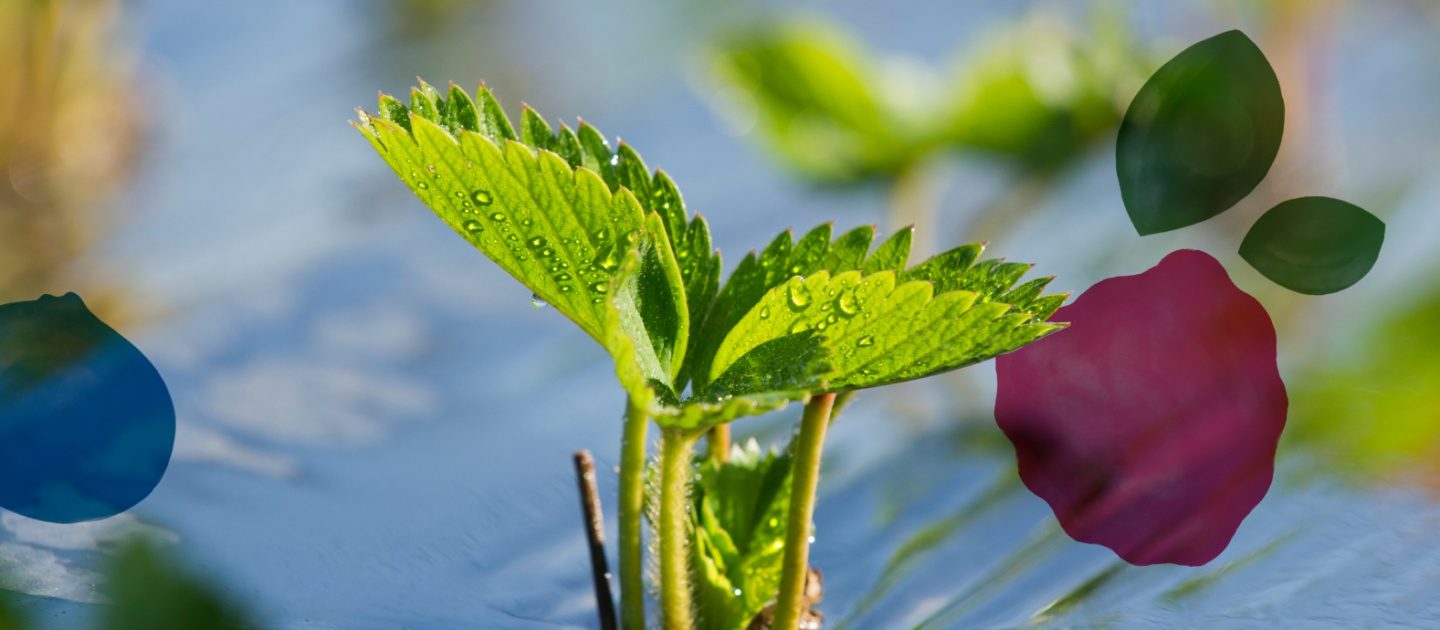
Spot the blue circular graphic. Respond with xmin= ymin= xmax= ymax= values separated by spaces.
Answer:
xmin=0 ymin=293 xmax=175 ymax=523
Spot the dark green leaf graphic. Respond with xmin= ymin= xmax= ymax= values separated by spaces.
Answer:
xmin=1117 ymin=30 xmax=1283 ymax=235
xmin=1240 ymin=196 xmax=1385 ymax=295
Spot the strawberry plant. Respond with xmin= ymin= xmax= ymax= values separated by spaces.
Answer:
xmin=353 ymin=82 xmax=1065 ymax=629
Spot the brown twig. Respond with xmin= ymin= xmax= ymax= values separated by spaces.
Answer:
xmin=573 ymin=450 xmax=617 ymax=630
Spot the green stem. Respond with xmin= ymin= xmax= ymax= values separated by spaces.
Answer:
xmin=617 ymin=397 xmax=647 ymax=630
xmin=706 ymin=423 xmax=731 ymax=465
xmin=889 ymin=164 xmax=938 ymax=257
xmin=658 ymin=427 xmax=699 ymax=629
xmin=774 ymin=392 xmax=836 ymax=629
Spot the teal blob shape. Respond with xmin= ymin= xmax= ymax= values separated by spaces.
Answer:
xmin=0 ymin=293 xmax=175 ymax=523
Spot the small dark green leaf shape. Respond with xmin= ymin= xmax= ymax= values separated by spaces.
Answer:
xmin=1240 ymin=196 xmax=1385 ymax=295
xmin=1117 ymin=30 xmax=1284 ymax=235
xmin=691 ymin=440 xmax=795 ymax=630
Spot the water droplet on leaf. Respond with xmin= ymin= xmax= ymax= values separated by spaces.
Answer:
xmin=786 ymin=279 xmax=811 ymax=310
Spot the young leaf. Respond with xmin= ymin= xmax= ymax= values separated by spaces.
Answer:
xmin=691 ymin=440 xmax=796 ymax=630
xmin=356 ymin=84 xmax=715 ymax=383
xmin=1239 ymin=196 xmax=1385 ymax=295
xmin=602 ymin=244 xmax=797 ymax=431
xmin=1116 ymin=30 xmax=1284 ymax=235
xmin=689 ymin=225 xmax=912 ymax=392
xmin=710 ymin=244 xmax=1065 ymax=392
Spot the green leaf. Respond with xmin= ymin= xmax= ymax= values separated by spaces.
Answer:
xmin=1117 ymin=30 xmax=1284 ymax=235
xmin=101 ymin=541 xmax=253 ymax=630
xmin=943 ymin=12 xmax=1139 ymax=172
xmin=602 ymin=244 xmax=792 ymax=432
xmin=691 ymin=440 xmax=796 ymax=629
xmin=710 ymin=21 xmax=926 ymax=183
xmin=690 ymin=224 xmax=911 ymax=392
xmin=356 ymin=83 xmax=713 ymax=386
xmin=0 ymin=589 xmax=23 ymax=630
xmin=710 ymin=245 xmax=1065 ymax=392
xmin=1239 ymin=196 xmax=1385 ymax=295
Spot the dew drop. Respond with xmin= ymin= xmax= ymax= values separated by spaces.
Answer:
xmin=837 ymin=291 xmax=860 ymax=317
xmin=531 ymin=294 xmax=548 ymax=309
xmin=786 ymin=279 xmax=811 ymax=310
xmin=591 ymin=282 xmax=608 ymax=294
xmin=529 ymin=236 xmax=548 ymax=249
xmin=461 ymin=220 xmax=483 ymax=234
xmin=857 ymin=335 xmax=875 ymax=347
xmin=416 ymin=180 xmax=430 ymax=189
xmin=491 ymin=212 xmax=507 ymax=222
xmin=559 ymin=285 xmax=574 ymax=293
xmin=759 ymin=306 xmax=770 ymax=320
xmin=539 ymin=248 xmax=554 ymax=258
xmin=789 ymin=321 xmax=809 ymax=334
xmin=826 ymin=313 xmax=837 ymax=324
xmin=594 ymin=246 xmax=620 ymax=272
xmin=472 ymin=189 xmax=494 ymax=205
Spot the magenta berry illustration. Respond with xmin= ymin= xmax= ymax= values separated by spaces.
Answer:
xmin=996 ymin=250 xmax=1286 ymax=566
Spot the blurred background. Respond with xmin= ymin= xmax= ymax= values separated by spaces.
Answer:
xmin=1 ymin=0 xmax=1438 ymax=627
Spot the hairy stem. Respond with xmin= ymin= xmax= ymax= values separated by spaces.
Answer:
xmin=617 ymin=397 xmax=647 ymax=630
xmin=658 ymin=427 xmax=699 ymax=629
xmin=773 ymin=392 xmax=836 ymax=629
xmin=706 ymin=423 xmax=731 ymax=464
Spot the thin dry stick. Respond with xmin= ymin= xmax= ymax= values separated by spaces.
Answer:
xmin=573 ymin=450 xmax=617 ymax=630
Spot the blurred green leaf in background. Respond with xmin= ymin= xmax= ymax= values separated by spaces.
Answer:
xmin=709 ymin=9 xmax=1148 ymax=188
xmin=1288 ymin=284 xmax=1440 ymax=484
xmin=100 ymin=540 xmax=256 ymax=630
